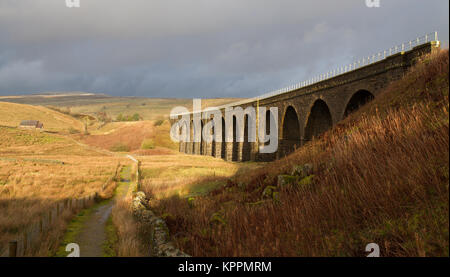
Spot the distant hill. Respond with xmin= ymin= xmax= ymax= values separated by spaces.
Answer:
xmin=0 ymin=102 xmax=84 ymax=133
xmin=0 ymin=92 xmax=113 ymax=106
xmin=0 ymin=93 xmax=243 ymax=120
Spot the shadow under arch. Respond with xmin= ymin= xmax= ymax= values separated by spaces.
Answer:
xmin=242 ymin=114 xmax=251 ymax=161
xmin=189 ymin=120 xmax=194 ymax=154
xmin=344 ymin=89 xmax=374 ymax=118
xmin=221 ymin=117 xmax=226 ymax=158
xmin=211 ymin=120 xmax=216 ymax=156
xmin=232 ymin=116 xmax=239 ymax=161
xmin=281 ymin=106 xmax=301 ymax=157
xmin=180 ymin=120 xmax=189 ymax=153
xmin=304 ymin=99 xmax=332 ymax=142
xmin=259 ymin=109 xmax=277 ymax=161
xmin=200 ymin=120 xmax=204 ymax=155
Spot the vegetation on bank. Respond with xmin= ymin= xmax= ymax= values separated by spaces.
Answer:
xmin=116 ymin=113 xmax=141 ymax=122
xmin=144 ymin=49 xmax=449 ymax=256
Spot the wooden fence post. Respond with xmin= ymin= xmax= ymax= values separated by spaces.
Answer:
xmin=9 ymin=241 xmax=17 ymax=257
xmin=23 ymin=232 xmax=28 ymax=255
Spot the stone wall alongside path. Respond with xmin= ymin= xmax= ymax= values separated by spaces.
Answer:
xmin=131 ymin=192 xmax=189 ymax=257
xmin=128 ymin=156 xmax=189 ymax=257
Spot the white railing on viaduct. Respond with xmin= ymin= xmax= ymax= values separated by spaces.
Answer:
xmin=211 ymin=32 xmax=439 ymax=110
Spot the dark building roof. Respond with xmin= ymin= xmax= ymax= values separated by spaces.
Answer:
xmin=20 ymin=120 xmax=43 ymax=128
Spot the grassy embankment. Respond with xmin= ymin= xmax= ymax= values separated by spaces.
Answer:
xmin=143 ymin=49 xmax=449 ymax=257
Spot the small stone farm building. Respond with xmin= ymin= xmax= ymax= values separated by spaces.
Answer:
xmin=19 ymin=120 xmax=44 ymax=130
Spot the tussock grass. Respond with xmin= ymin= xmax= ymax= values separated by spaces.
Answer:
xmin=111 ymin=197 xmax=149 ymax=256
xmin=0 ymin=155 xmax=124 ymax=254
xmin=111 ymin=165 xmax=152 ymax=257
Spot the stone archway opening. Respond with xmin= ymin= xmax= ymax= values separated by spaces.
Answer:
xmin=344 ymin=90 xmax=374 ymax=117
xmin=221 ymin=117 xmax=226 ymax=158
xmin=304 ymin=99 xmax=332 ymax=141
xmin=200 ymin=120 xmax=204 ymax=155
xmin=242 ymin=114 xmax=251 ymax=161
xmin=232 ymin=116 xmax=238 ymax=161
xmin=190 ymin=120 xmax=194 ymax=154
xmin=281 ymin=106 xmax=301 ymax=156
xmin=211 ymin=120 xmax=216 ymax=156
xmin=181 ymin=121 xmax=188 ymax=153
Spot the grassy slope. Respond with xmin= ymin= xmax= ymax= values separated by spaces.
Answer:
xmin=81 ymin=119 xmax=178 ymax=153
xmin=141 ymin=155 xmax=264 ymax=199
xmin=150 ymin=49 xmax=449 ymax=257
xmin=0 ymin=102 xmax=84 ymax=133
xmin=0 ymin=126 xmax=105 ymax=156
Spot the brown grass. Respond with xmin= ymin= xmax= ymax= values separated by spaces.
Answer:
xmin=111 ymin=197 xmax=149 ymax=256
xmin=145 ymin=49 xmax=449 ymax=257
xmin=82 ymin=121 xmax=155 ymax=152
xmin=0 ymin=126 xmax=128 ymax=255
xmin=0 ymin=127 xmax=106 ymax=156
xmin=81 ymin=120 xmax=178 ymax=153
xmin=0 ymin=155 xmax=124 ymax=254
xmin=141 ymin=154 xmax=263 ymax=199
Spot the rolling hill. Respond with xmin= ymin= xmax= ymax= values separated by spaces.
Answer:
xmin=0 ymin=102 xmax=84 ymax=133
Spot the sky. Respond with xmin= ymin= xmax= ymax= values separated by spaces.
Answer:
xmin=0 ymin=0 xmax=448 ymax=98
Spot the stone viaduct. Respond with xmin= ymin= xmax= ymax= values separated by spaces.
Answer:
xmin=171 ymin=39 xmax=440 ymax=162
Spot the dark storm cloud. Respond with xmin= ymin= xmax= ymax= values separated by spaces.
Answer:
xmin=0 ymin=0 xmax=448 ymax=97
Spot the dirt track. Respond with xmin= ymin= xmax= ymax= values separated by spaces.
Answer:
xmin=72 ymin=166 xmax=131 ymax=257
